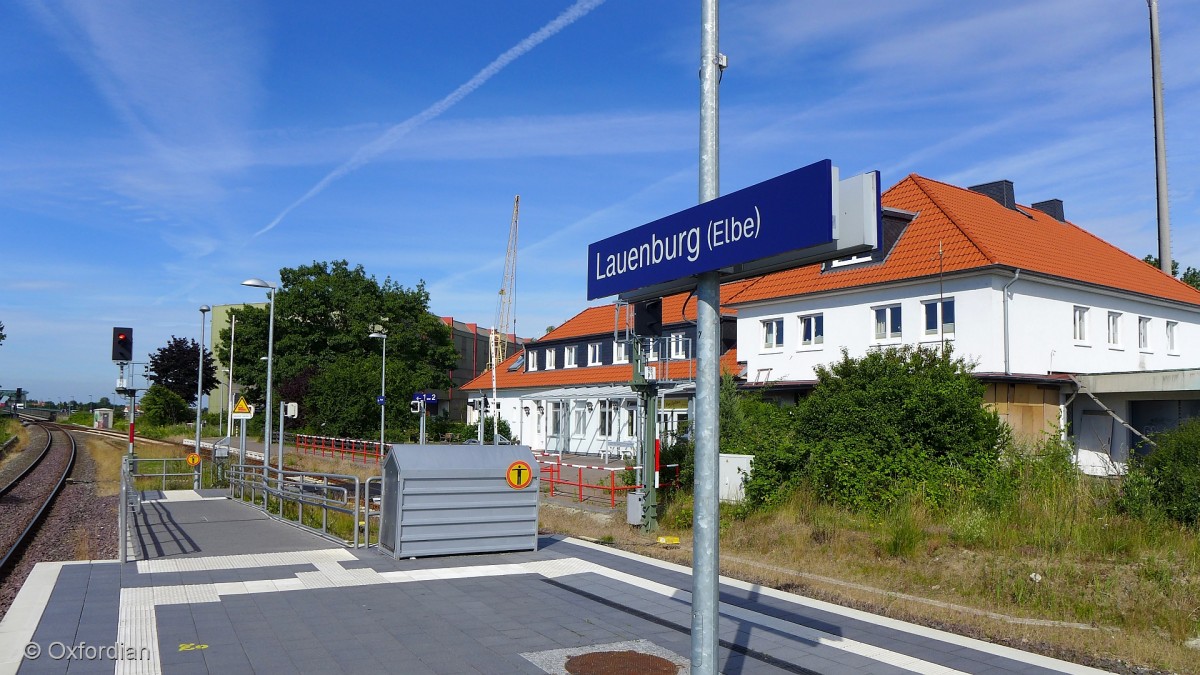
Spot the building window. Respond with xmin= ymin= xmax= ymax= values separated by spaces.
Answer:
xmin=646 ymin=338 xmax=659 ymax=360
xmin=1167 ymin=321 xmax=1178 ymax=353
xmin=762 ymin=318 xmax=784 ymax=350
xmin=545 ymin=349 xmax=556 ymax=370
xmin=669 ymin=332 xmax=687 ymax=359
xmin=799 ymin=313 xmax=824 ymax=347
xmin=1073 ymin=306 xmax=1089 ymax=342
xmin=526 ymin=350 xmax=538 ymax=372
xmin=1138 ymin=317 xmax=1151 ymax=350
xmin=923 ymin=298 xmax=955 ymax=335
xmin=550 ymin=402 xmax=562 ymax=435
xmin=588 ymin=342 xmax=603 ymax=366
xmin=874 ymin=305 xmax=901 ymax=340
xmin=573 ymin=405 xmax=586 ymax=435
xmin=565 ymin=345 xmax=578 ymax=367
xmin=599 ymin=401 xmax=613 ymax=437
xmin=613 ymin=340 xmax=629 ymax=364
xmin=1107 ymin=311 xmax=1122 ymax=346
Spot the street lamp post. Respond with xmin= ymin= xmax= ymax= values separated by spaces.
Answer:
xmin=195 ymin=305 xmax=210 ymax=489
xmin=369 ymin=332 xmax=387 ymax=459
xmin=242 ymin=278 xmax=277 ymax=471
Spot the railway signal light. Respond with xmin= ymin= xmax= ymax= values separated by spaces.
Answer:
xmin=634 ymin=299 xmax=663 ymax=337
xmin=112 ymin=327 xmax=133 ymax=362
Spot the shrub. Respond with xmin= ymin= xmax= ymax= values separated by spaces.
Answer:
xmin=140 ymin=385 xmax=190 ymax=426
xmin=1122 ymin=418 xmax=1200 ymax=525
xmin=795 ymin=345 xmax=1008 ymax=510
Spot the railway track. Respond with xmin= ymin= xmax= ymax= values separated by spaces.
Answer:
xmin=0 ymin=421 xmax=77 ymax=572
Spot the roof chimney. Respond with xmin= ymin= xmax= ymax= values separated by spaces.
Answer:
xmin=1031 ymin=199 xmax=1065 ymax=222
xmin=969 ymin=180 xmax=1016 ymax=210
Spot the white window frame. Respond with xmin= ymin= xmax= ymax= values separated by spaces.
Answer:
xmin=646 ymin=338 xmax=659 ymax=361
xmin=1138 ymin=316 xmax=1151 ymax=351
xmin=527 ymin=350 xmax=538 ymax=372
xmin=669 ymin=332 xmax=687 ymax=359
xmin=564 ymin=345 xmax=578 ymax=368
xmin=545 ymin=349 xmax=556 ymax=370
xmin=572 ymin=404 xmax=587 ymax=436
xmin=798 ymin=313 xmax=824 ymax=349
xmin=873 ymin=305 xmax=902 ymax=341
xmin=1167 ymin=321 xmax=1179 ymax=354
xmin=922 ymin=298 xmax=955 ymax=336
xmin=599 ymin=401 xmax=613 ymax=437
xmin=587 ymin=342 xmax=603 ymax=366
xmin=613 ymin=340 xmax=629 ymax=364
xmin=762 ymin=318 xmax=784 ymax=351
xmin=1073 ymin=306 xmax=1089 ymax=344
xmin=1107 ymin=311 xmax=1122 ymax=348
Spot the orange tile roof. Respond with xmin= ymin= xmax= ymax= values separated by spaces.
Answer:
xmin=458 ymin=348 xmax=741 ymax=393
xmin=729 ymin=174 xmax=1200 ymax=307
xmin=540 ymin=281 xmax=753 ymax=342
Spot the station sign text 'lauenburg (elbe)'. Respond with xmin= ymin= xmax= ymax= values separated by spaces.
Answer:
xmin=586 ymin=159 xmax=880 ymax=301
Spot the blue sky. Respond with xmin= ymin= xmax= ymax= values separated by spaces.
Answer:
xmin=2 ymin=0 xmax=1198 ymax=404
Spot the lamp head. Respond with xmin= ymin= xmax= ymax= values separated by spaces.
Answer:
xmin=200 ymin=305 xmax=211 ymax=313
xmin=241 ymin=278 xmax=274 ymax=289
xmin=369 ymin=332 xmax=387 ymax=339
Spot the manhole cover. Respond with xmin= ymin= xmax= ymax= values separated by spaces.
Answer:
xmin=564 ymin=650 xmax=679 ymax=674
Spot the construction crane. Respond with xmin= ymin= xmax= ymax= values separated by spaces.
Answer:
xmin=490 ymin=195 xmax=520 ymax=369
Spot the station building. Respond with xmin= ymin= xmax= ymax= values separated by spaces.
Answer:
xmin=465 ymin=173 xmax=1200 ymax=473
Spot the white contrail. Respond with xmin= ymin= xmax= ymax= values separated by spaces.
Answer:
xmin=255 ymin=0 xmax=607 ymax=237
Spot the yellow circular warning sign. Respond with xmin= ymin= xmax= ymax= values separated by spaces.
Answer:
xmin=186 ymin=452 xmax=201 ymax=467
xmin=506 ymin=460 xmax=533 ymax=490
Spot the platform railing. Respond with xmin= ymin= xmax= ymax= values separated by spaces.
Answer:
xmin=362 ymin=476 xmax=382 ymax=548
xmin=129 ymin=456 xmax=198 ymax=492
xmin=118 ymin=455 xmax=141 ymax=563
xmin=228 ymin=463 xmax=362 ymax=547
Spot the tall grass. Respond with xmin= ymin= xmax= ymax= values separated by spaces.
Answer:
xmin=658 ymin=432 xmax=1200 ymax=665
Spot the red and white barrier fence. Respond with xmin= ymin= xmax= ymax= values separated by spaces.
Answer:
xmin=533 ymin=451 xmax=680 ymax=507
xmin=294 ymin=434 xmax=387 ymax=465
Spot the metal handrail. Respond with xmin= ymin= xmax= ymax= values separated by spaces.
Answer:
xmin=228 ymin=463 xmax=362 ymax=547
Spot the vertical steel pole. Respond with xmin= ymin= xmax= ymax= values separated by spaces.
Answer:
xmin=278 ymin=400 xmax=285 ymax=474
xmin=693 ymin=0 xmax=721 ymax=672
xmin=195 ymin=306 xmax=209 ymax=490
xmin=381 ymin=335 xmax=386 ymax=456
xmin=265 ymin=287 xmax=276 ymax=472
xmin=228 ymin=315 xmax=237 ymax=437
xmin=1148 ymin=0 xmax=1172 ymax=274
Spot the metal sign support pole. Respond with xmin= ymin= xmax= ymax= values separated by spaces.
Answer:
xmin=419 ymin=405 xmax=427 ymax=445
xmin=278 ymin=401 xmax=285 ymax=472
xmin=692 ymin=0 xmax=721 ymax=671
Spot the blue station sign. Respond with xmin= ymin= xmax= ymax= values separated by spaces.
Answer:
xmin=586 ymin=159 xmax=879 ymax=300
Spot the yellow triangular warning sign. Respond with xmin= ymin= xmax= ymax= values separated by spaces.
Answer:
xmin=232 ymin=397 xmax=251 ymax=415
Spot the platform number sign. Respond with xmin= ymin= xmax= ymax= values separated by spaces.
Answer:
xmin=506 ymin=460 xmax=533 ymax=490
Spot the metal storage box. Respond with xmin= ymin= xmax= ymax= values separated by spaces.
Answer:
xmin=379 ymin=444 xmax=539 ymax=558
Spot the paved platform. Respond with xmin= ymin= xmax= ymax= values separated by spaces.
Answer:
xmin=0 ymin=493 xmax=1112 ymax=674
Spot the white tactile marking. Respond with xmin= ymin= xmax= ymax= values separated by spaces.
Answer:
xmin=522 ymin=559 xmax=967 ymax=675
xmin=140 ymin=490 xmax=228 ymax=502
xmin=559 ymin=537 xmax=1114 ymax=675
xmin=105 ymin=544 xmax=1110 ymax=675
xmin=520 ymin=639 xmax=689 ymax=674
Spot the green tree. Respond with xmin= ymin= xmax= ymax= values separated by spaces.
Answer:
xmin=140 ymin=384 xmax=189 ymax=426
xmin=147 ymin=336 xmax=217 ymax=405
xmin=0 ymin=319 xmax=6 ymax=347
xmin=217 ymin=260 xmax=457 ymax=441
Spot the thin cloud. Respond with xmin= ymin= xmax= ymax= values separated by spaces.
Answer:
xmin=255 ymin=0 xmax=607 ymax=238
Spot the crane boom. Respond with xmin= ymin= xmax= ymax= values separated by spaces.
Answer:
xmin=492 ymin=195 xmax=519 ymax=368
